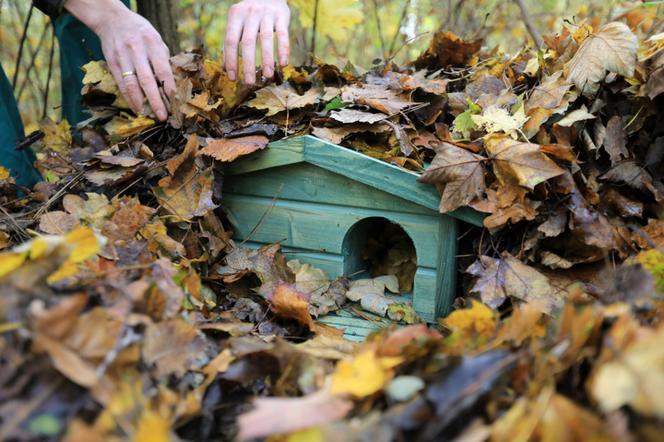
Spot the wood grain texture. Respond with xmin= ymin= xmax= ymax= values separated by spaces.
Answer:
xmin=223 ymin=163 xmax=433 ymax=215
xmin=302 ymin=135 xmax=484 ymax=227
xmin=221 ymin=194 xmax=442 ymax=267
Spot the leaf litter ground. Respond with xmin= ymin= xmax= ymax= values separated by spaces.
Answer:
xmin=1 ymin=17 xmax=664 ymax=442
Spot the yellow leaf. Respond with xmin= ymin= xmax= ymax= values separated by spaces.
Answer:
xmin=330 ymin=350 xmax=400 ymax=398
xmin=104 ymin=115 xmax=156 ymax=138
xmin=41 ymin=118 xmax=72 ymax=153
xmin=82 ymin=61 xmax=118 ymax=94
xmin=0 ymin=252 xmax=27 ymax=278
xmin=135 ymin=409 xmax=171 ymax=442
xmin=0 ymin=166 xmax=10 ymax=181
xmin=287 ymin=427 xmax=325 ymax=442
xmin=66 ymin=227 xmax=103 ymax=263
xmin=442 ymin=300 xmax=497 ymax=337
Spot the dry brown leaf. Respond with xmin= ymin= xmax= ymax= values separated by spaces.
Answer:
xmin=142 ymin=318 xmax=207 ymax=378
xmin=565 ymin=22 xmax=638 ymax=95
xmin=247 ymin=83 xmax=320 ymax=116
xmin=484 ymin=134 xmax=566 ymax=190
xmin=603 ymin=116 xmax=629 ymax=165
xmin=39 ymin=211 xmax=80 ymax=235
xmin=466 ymin=252 xmax=565 ymax=313
xmin=418 ymin=142 xmax=487 ymax=213
xmin=199 ymin=135 xmax=269 ymax=162
xmin=269 ymin=283 xmax=314 ymax=329
xmin=155 ymin=135 xmax=218 ymax=221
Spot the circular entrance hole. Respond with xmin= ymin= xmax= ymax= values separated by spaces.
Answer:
xmin=342 ymin=217 xmax=417 ymax=292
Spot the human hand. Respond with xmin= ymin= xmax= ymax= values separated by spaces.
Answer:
xmin=66 ymin=0 xmax=176 ymax=121
xmin=223 ymin=0 xmax=291 ymax=84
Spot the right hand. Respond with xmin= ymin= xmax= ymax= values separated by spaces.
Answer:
xmin=75 ymin=1 xmax=176 ymax=121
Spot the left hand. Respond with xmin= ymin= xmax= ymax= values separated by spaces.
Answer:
xmin=223 ymin=0 xmax=291 ymax=84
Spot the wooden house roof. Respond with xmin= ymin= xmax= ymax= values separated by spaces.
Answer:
xmin=225 ymin=135 xmax=483 ymax=227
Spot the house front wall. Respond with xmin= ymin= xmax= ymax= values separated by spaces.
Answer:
xmin=221 ymin=163 xmax=453 ymax=322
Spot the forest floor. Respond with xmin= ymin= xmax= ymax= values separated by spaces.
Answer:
xmin=1 ymin=14 xmax=664 ymax=442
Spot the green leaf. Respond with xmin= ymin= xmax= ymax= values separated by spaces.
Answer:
xmin=324 ymin=97 xmax=346 ymax=112
xmin=28 ymin=414 xmax=61 ymax=437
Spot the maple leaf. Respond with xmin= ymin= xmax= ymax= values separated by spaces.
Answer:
xmin=154 ymin=135 xmax=218 ymax=222
xmin=471 ymin=106 xmax=529 ymax=139
xmin=466 ymin=252 xmax=565 ymax=313
xmin=199 ymin=135 xmax=268 ymax=162
xmin=247 ymin=83 xmax=320 ymax=116
xmin=418 ymin=142 xmax=487 ymax=213
xmin=565 ymin=22 xmax=638 ymax=95
xmin=484 ymin=134 xmax=565 ymax=190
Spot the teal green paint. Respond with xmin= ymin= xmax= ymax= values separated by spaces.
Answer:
xmin=224 ymin=163 xmax=433 ymax=215
xmin=222 ymin=194 xmax=442 ymax=267
xmin=221 ymin=135 xmax=484 ymax=338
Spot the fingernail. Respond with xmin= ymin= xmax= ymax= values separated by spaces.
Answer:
xmin=265 ymin=68 xmax=273 ymax=78
xmin=158 ymin=111 xmax=167 ymax=121
xmin=228 ymin=70 xmax=236 ymax=80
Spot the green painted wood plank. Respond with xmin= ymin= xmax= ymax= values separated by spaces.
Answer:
xmin=223 ymin=163 xmax=434 ymax=216
xmin=412 ymin=267 xmax=440 ymax=322
xmin=225 ymin=137 xmax=305 ymax=175
xmin=434 ymin=216 xmax=458 ymax=317
xmin=302 ymin=135 xmax=484 ymax=227
xmin=221 ymin=194 xmax=442 ymax=267
xmin=317 ymin=313 xmax=388 ymax=341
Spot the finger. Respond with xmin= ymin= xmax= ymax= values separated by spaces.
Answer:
xmin=241 ymin=14 xmax=261 ymax=84
xmin=130 ymin=47 xmax=167 ymax=121
xmin=117 ymin=51 xmax=144 ymax=113
xmin=259 ymin=15 xmax=275 ymax=79
xmin=150 ymin=43 xmax=176 ymax=98
xmin=106 ymin=56 xmax=131 ymax=110
xmin=224 ymin=5 xmax=245 ymax=81
xmin=275 ymin=13 xmax=290 ymax=66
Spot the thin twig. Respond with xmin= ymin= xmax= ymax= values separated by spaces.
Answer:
xmin=309 ymin=0 xmax=320 ymax=64
xmin=387 ymin=0 xmax=412 ymax=59
xmin=12 ymin=4 xmax=34 ymax=90
xmin=513 ymin=0 xmax=543 ymax=48
xmin=371 ymin=0 xmax=387 ymax=60
xmin=42 ymin=24 xmax=56 ymax=119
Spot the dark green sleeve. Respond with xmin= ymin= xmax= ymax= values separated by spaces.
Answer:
xmin=0 ymin=66 xmax=41 ymax=188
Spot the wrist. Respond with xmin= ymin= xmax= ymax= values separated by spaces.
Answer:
xmin=63 ymin=0 xmax=130 ymax=35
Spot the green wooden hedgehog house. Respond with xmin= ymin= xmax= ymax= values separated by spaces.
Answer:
xmin=221 ymin=135 xmax=482 ymax=337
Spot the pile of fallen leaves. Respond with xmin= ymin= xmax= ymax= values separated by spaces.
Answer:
xmin=1 ymin=13 xmax=664 ymax=441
